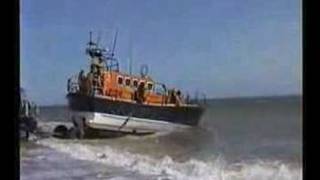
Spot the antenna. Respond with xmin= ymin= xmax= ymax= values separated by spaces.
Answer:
xmin=97 ymin=31 xmax=102 ymax=47
xmin=129 ymin=33 xmax=133 ymax=75
xmin=101 ymin=31 xmax=108 ymax=52
xmin=127 ymin=58 xmax=130 ymax=74
xmin=129 ymin=57 xmax=132 ymax=75
xmin=111 ymin=29 xmax=118 ymax=57
xmin=140 ymin=64 xmax=149 ymax=77
xmin=88 ymin=31 xmax=94 ymax=46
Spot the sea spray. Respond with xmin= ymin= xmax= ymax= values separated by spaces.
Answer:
xmin=37 ymin=138 xmax=302 ymax=180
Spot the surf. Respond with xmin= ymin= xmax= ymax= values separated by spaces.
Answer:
xmin=37 ymin=138 xmax=302 ymax=180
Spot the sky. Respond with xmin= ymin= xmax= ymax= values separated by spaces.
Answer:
xmin=20 ymin=0 xmax=301 ymax=105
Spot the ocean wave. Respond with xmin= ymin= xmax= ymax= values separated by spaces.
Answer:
xmin=37 ymin=138 xmax=302 ymax=180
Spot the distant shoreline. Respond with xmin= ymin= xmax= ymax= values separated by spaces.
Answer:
xmin=39 ymin=94 xmax=301 ymax=108
xmin=205 ymin=94 xmax=301 ymax=101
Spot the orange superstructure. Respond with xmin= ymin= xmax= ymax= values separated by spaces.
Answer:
xmin=68 ymin=31 xmax=192 ymax=108
xmin=100 ymin=70 xmax=163 ymax=104
xmin=76 ymin=68 xmax=179 ymax=106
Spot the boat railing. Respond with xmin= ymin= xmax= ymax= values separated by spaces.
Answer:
xmin=190 ymin=92 xmax=207 ymax=106
xmin=67 ymin=71 xmax=105 ymax=95
xmin=154 ymin=82 xmax=167 ymax=106
xmin=91 ymin=85 xmax=103 ymax=96
xmin=67 ymin=75 xmax=80 ymax=93
xmin=201 ymin=93 xmax=207 ymax=105
xmin=20 ymin=100 xmax=39 ymax=118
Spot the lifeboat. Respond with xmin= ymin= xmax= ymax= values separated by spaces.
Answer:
xmin=66 ymin=31 xmax=205 ymax=137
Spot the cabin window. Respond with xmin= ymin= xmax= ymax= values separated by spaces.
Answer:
xmin=147 ymin=82 xmax=153 ymax=90
xmin=139 ymin=81 xmax=145 ymax=88
xmin=125 ymin=78 xmax=131 ymax=86
xmin=155 ymin=86 xmax=164 ymax=95
xmin=133 ymin=80 xmax=138 ymax=87
xmin=117 ymin=76 xmax=123 ymax=85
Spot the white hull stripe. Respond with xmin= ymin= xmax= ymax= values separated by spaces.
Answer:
xmin=70 ymin=111 xmax=191 ymax=133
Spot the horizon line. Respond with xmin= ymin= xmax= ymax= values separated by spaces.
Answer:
xmin=38 ymin=94 xmax=302 ymax=107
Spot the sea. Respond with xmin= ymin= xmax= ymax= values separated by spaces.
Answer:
xmin=20 ymin=95 xmax=302 ymax=180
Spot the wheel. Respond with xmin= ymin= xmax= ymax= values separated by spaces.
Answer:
xmin=53 ymin=125 xmax=69 ymax=138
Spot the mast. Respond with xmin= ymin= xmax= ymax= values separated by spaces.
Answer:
xmin=128 ymin=32 xmax=133 ymax=75
xmin=111 ymin=29 xmax=118 ymax=58
xmin=129 ymin=57 xmax=132 ymax=75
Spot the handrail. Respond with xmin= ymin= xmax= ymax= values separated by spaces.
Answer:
xmin=190 ymin=91 xmax=207 ymax=106
xmin=201 ymin=93 xmax=207 ymax=105
xmin=154 ymin=82 xmax=167 ymax=106
xmin=67 ymin=75 xmax=80 ymax=93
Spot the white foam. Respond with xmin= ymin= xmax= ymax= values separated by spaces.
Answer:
xmin=37 ymin=138 xmax=302 ymax=180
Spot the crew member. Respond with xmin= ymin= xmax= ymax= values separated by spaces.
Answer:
xmin=176 ymin=90 xmax=183 ymax=104
xmin=136 ymin=82 xmax=145 ymax=103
